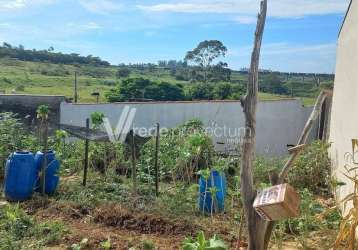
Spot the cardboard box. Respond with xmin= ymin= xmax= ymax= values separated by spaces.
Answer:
xmin=253 ymin=184 xmax=300 ymax=221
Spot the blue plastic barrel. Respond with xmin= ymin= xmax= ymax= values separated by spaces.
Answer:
xmin=4 ymin=152 xmax=37 ymax=201
xmin=199 ymin=170 xmax=226 ymax=214
xmin=34 ymin=150 xmax=60 ymax=194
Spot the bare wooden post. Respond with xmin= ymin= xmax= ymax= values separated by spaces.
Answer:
xmin=74 ymin=71 xmax=78 ymax=103
xmin=131 ymin=131 xmax=137 ymax=194
xmin=239 ymin=1 xmax=267 ymax=249
xmin=41 ymin=121 xmax=48 ymax=195
xmin=83 ymin=118 xmax=89 ymax=186
xmin=154 ymin=123 xmax=160 ymax=197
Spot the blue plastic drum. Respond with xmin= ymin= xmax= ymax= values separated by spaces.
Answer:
xmin=4 ymin=152 xmax=37 ymax=201
xmin=199 ymin=170 xmax=226 ymax=214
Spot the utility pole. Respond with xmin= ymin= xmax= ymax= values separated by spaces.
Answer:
xmin=74 ymin=71 xmax=78 ymax=103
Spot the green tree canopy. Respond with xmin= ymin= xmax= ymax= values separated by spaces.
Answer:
xmin=185 ymin=40 xmax=227 ymax=83
xmin=105 ymin=78 xmax=185 ymax=102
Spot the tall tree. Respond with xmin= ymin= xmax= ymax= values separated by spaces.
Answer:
xmin=185 ymin=40 xmax=227 ymax=83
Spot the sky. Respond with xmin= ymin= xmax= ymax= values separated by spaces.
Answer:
xmin=0 ymin=0 xmax=351 ymax=73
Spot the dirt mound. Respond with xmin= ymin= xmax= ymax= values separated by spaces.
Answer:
xmin=93 ymin=205 xmax=198 ymax=236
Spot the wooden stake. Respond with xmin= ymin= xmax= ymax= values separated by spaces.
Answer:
xmin=41 ymin=120 xmax=48 ymax=195
xmin=74 ymin=71 xmax=78 ymax=103
xmin=131 ymin=131 xmax=137 ymax=194
xmin=83 ymin=118 xmax=89 ymax=186
xmin=154 ymin=123 xmax=160 ymax=197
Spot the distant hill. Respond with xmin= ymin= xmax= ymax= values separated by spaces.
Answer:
xmin=0 ymin=43 xmax=110 ymax=66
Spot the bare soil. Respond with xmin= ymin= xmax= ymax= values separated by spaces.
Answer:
xmin=23 ymin=200 xmax=243 ymax=249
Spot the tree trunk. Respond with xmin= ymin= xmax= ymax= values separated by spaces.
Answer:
xmin=240 ymin=1 xmax=267 ymax=249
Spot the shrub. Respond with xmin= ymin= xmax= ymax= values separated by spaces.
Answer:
xmin=106 ymin=78 xmax=185 ymax=102
xmin=182 ymin=231 xmax=228 ymax=250
xmin=116 ymin=67 xmax=131 ymax=78
xmin=288 ymin=141 xmax=331 ymax=195
xmin=0 ymin=112 xmax=39 ymax=179
xmin=0 ymin=204 xmax=67 ymax=248
xmin=15 ymin=84 xmax=25 ymax=91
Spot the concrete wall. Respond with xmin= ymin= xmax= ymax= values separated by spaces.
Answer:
xmin=329 ymin=0 xmax=358 ymax=204
xmin=61 ymin=99 xmax=314 ymax=156
xmin=0 ymin=94 xmax=66 ymax=125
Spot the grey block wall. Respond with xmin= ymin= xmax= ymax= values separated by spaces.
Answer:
xmin=0 ymin=94 xmax=66 ymax=125
xmin=60 ymin=99 xmax=315 ymax=156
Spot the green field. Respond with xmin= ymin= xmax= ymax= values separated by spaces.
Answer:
xmin=0 ymin=58 xmax=317 ymax=105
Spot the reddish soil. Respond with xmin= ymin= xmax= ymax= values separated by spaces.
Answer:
xmin=24 ymin=202 xmax=202 ymax=249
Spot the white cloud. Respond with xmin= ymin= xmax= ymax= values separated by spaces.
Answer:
xmin=67 ymin=22 xmax=102 ymax=30
xmin=233 ymin=16 xmax=257 ymax=24
xmin=228 ymin=42 xmax=337 ymax=73
xmin=79 ymin=0 xmax=123 ymax=14
xmin=137 ymin=0 xmax=350 ymax=18
xmin=0 ymin=0 xmax=53 ymax=11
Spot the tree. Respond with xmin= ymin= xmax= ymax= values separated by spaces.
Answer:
xmin=105 ymin=78 xmax=185 ymax=102
xmin=188 ymin=83 xmax=214 ymax=100
xmin=185 ymin=40 xmax=227 ymax=83
xmin=239 ymin=1 xmax=268 ymax=249
xmin=213 ymin=83 xmax=232 ymax=100
xmin=209 ymin=62 xmax=231 ymax=82
xmin=261 ymin=73 xmax=288 ymax=94
xmin=116 ymin=67 xmax=131 ymax=78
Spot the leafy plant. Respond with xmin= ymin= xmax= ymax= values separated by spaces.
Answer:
xmin=100 ymin=237 xmax=112 ymax=250
xmin=0 ymin=112 xmax=39 ymax=179
xmin=36 ymin=104 xmax=49 ymax=121
xmin=0 ymin=204 xmax=67 ymax=248
xmin=142 ymin=239 xmax=155 ymax=250
xmin=288 ymin=141 xmax=331 ymax=195
xmin=91 ymin=111 xmax=105 ymax=129
xmin=182 ymin=231 xmax=227 ymax=250
xmin=71 ymin=238 xmax=89 ymax=250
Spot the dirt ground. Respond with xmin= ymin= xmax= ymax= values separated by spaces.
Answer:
xmin=22 ymin=200 xmax=246 ymax=250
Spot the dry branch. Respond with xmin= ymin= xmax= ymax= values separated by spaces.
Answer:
xmin=263 ymin=90 xmax=329 ymax=249
xmin=278 ymin=90 xmax=328 ymax=183
xmin=240 ymin=1 xmax=267 ymax=249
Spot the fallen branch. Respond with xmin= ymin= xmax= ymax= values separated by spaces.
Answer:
xmin=278 ymin=90 xmax=329 ymax=183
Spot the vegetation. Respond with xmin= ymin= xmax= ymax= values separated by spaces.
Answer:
xmin=185 ymin=40 xmax=228 ymax=83
xmin=0 ymin=39 xmax=338 ymax=250
xmin=0 ymin=112 xmax=345 ymax=249
xmin=0 ymin=42 xmax=332 ymax=105
xmin=0 ymin=42 xmax=109 ymax=66
xmin=0 ymin=204 xmax=67 ymax=248
xmin=182 ymin=231 xmax=228 ymax=250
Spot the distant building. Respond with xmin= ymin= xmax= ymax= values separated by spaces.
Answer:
xmin=329 ymin=0 xmax=358 ymax=204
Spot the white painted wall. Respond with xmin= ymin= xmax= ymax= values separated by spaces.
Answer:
xmin=329 ymin=0 xmax=358 ymax=204
xmin=61 ymin=99 xmax=314 ymax=156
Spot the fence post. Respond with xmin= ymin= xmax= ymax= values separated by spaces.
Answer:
xmin=154 ymin=123 xmax=160 ymax=196
xmin=83 ymin=118 xmax=89 ymax=186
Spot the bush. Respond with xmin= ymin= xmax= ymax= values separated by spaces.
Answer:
xmin=0 ymin=204 xmax=67 ymax=248
xmin=0 ymin=113 xmax=39 ymax=179
xmin=15 ymin=84 xmax=25 ymax=91
xmin=116 ymin=67 xmax=131 ymax=78
xmin=288 ymin=141 xmax=331 ymax=195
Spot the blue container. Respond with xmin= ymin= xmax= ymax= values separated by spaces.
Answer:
xmin=4 ymin=152 xmax=37 ymax=201
xmin=34 ymin=151 xmax=60 ymax=194
xmin=199 ymin=170 xmax=226 ymax=214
